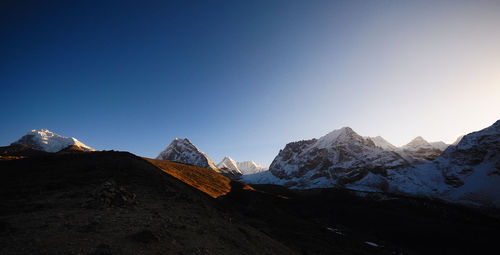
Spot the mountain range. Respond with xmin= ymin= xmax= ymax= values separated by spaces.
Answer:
xmin=2 ymin=121 xmax=500 ymax=254
xmin=243 ymin=120 xmax=500 ymax=208
xmin=4 ymin=120 xmax=500 ymax=208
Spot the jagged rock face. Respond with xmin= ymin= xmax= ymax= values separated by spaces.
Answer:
xmin=401 ymin=136 xmax=445 ymax=161
xmin=12 ymin=129 xmax=94 ymax=152
xmin=216 ymin=156 xmax=242 ymax=176
xmin=269 ymin=127 xmax=409 ymax=185
xmin=436 ymin=120 xmax=500 ymax=193
xmin=156 ymin=138 xmax=218 ymax=171
xmin=250 ymin=120 xmax=500 ymax=207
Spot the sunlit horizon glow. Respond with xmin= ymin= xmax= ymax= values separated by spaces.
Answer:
xmin=1 ymin=1 xmax=499 ymax=166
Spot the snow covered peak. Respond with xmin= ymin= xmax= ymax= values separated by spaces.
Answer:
xmin=400 ymin=136 xmax=446 ymax=161
xmin=403 ymin=136 xmax=431 ymax=149
xmin=156 ymin=138 xmax=218 ymax=171
xmin=216 ymin=156 xmax=242 ymax=176
xmin=216 ymin=157 xmax=267 ymax=176
xmin=315 ymin=127 xmax=363 ymax=148
xmin=269 ymin=126 xmax=409 ymax=181
xmin=12 ymin=129 xmax=95 ymax=152
xmin=237 ymin=160 xmax=268 ymax=175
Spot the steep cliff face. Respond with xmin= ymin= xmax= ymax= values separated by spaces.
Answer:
xmin=433 ymin=120 xmax=500 ymax=206
xmin=255 ymin=120 xmax=500 ymax=208
xmin=269 ymin=127 xmax=409 ymax=187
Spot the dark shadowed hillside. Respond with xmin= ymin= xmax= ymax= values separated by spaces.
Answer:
xmin=0 ymin=151 xmax=294 ymax=255
xmin=220 ymin=184 xmax=500 ymax=255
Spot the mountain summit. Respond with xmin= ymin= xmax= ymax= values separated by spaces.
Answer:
xmin=12 ymin=129 xmax=94 ymax=152
xmin=216 ymin=156 xmax=242 ymax=176
xmin=401 ymin=136 xmax=446 ymax=161
xmin=269 ymin=127 xmax=409 ymax=186
xmin=237 ymin=160 xmax=267 ymax=175
xmin=156 ymin=138 xmax=218 ymax=171
xmin=216 ymin=157 xmax=267 ymax=176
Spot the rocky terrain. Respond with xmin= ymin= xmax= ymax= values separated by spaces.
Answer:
xmin=1 ymin=122 xmax=500 ymax=254
xmin=1 ymin=149 xmax=499 ymax=255
xmin=0 ymin=151 xmax=294 ymax=255
xmin=268 ymin=127 xmax=410 ymax=186
xmin=434 ymin=119 xmax=500 ymax=206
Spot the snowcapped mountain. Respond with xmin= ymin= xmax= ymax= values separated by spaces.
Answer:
xmin=216 ymin=156 xmax=267 ymax=176
xmin=216 ymin=156 xmax=242 ymax=176
xmin=400 ymin=136 xmax=447 ymax=161
xmin=432 ymin=119 xmax=500 ymax=206
xmin=156 ymin=138 xmax=218 ymax=171
xmin=245 ymin=120 xmax=500 ymax=208
xmin=12 ymin=129 xmax=94 ymax=152
xmin=237 ymin=160 xmax=268 ymax=175
xmin=268 ymin=127 xmax=409 ymax=187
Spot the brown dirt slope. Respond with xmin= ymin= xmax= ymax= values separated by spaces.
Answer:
xmin=145 ymin=158 xmax=253 ymax=198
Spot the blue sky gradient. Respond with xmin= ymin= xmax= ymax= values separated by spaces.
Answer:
xmin=2 ymin=0 xmax=500 ymax=166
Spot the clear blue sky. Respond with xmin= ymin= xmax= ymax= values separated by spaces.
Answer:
xmin=2 ymin=0 xmax=500 ymax=166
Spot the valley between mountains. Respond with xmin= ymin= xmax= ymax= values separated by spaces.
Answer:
xmin=1 ymin=121 xmax=500 ymax=254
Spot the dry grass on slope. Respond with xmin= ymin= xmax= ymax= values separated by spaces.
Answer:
xmin=144 ymin=158 xmax=241 ymax=198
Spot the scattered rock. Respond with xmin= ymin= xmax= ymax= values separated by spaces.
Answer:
xmin=82 ymin=180 xmax=136 ymax=208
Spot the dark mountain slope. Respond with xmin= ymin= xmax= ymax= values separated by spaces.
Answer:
xmin=0 ymin=144 xmax=50 ymax=159
xmin=0 ymin=151 xmax=294 ymax=255
xmin=220 ymin=184 xmax=500 ymax=255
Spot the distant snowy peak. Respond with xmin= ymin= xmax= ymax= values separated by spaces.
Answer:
xmin=237 ymin=160 xmax=268 ymax=175
xmin=216 ymin=157 xmax=267 ymax=175
xmin=400 ymin=136 xmax=447 ymax=161
xmin=402 ymin=136 xmax=432 ymax=149
xmin=314 ymin=127 xmax=365 ymax=148
xmin=216 ymin=156 xmax=242 ymax=175
xmin=156 ymin=138 xmax=218 ymax=171
xmin=402 ymin=136 xmax=448 ymax=151
xmin=369 ymin=136 xmax=398 ymax=151
xmin=12 ymin=129 xmax=95 ymax=152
